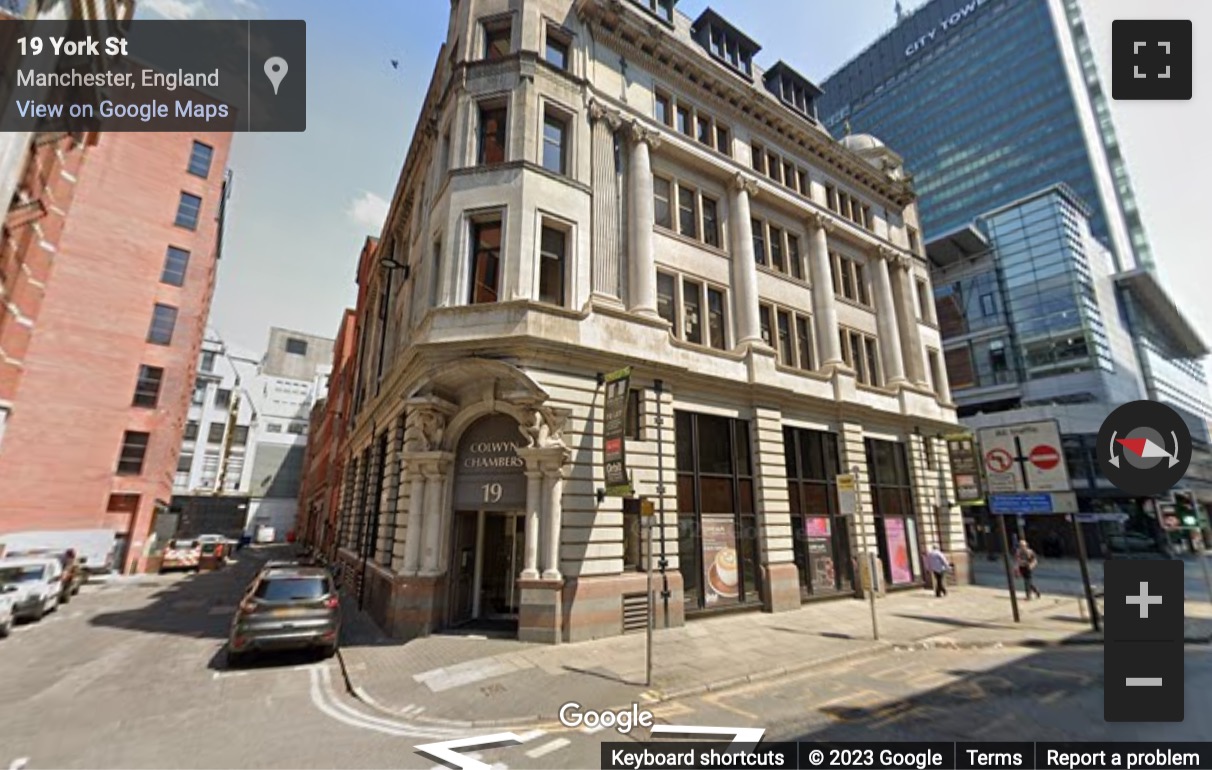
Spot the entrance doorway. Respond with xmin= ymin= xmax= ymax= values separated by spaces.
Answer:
xmin=449 ymin=511 xmax=525 ymax=630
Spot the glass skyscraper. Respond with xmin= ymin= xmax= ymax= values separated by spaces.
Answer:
xmin=819 ymin=0 xmax=1148 ymax=272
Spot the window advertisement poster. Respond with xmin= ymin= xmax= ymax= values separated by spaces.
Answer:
xmin=602 ymin=367 xmax=632 ymax=496
xmin=701 ymin=515 xmax=739 ymax=606
xmin=884 ymin=517 xmax=913 ymax=584
xmin=945 ymin=433 xmax=984 ymax=504
xmin=804 ymin=516 xmax=835 ymax=590
xmin=804 ymin=516 xmax=831 ymax=539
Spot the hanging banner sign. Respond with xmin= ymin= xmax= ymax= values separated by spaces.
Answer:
xmin=603 ymin=367 xmax=633 ymax=497
xmin=944 ymin=433 xmax=984 ymax=504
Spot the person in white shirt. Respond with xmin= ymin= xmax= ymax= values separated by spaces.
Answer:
xmin=926 ymin=545 xmax=951 ymax=597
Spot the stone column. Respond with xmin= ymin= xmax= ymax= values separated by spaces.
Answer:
xmin=871 ymin=247 xmax=907 ymax=386
xmin=401 ymin=460 xmax=426 ymax=574
xmin=419 ymin=458 xmax=451 ymax=575
xmin=627 ymin=121 xmax=661 ymax=318
xmin=729 ymin=173 xmax=763 ymax=346
xmin=807 ymin=212 xmax=843 ymax=367
xmin=542 ymin=467 xmax=566 ymax=580
xmin=522 ymin=469 xmax=542 ymax=579
xmin=590 ymin=100 xmax=623 ymax=300
xmin=890 ymin=255 xmax=928 ymax=387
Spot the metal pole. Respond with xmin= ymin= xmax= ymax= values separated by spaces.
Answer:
xmin=653 ymin=379 xmax=670 ymax=628
xmin=1072 ymin=514 xmax=1099 ymax=632
xmin=1200 ymin=551 xmax=1212 ymax=605
xmin=852 ymin=464 xmax=878 ymax=641
xmin=867 ymin=551 xmax=879 ymax=641
xmin=998 ymin=514 xmax=1021 ymax=623
xmin=645 ymin=514 xmax=654 ymax=687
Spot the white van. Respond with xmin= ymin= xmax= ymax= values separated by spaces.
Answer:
xmin=0 ymin=557 xmax=63 ymax=622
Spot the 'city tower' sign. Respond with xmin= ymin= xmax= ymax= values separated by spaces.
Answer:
xmin=904 ymin=0 xmax=999 ymax=58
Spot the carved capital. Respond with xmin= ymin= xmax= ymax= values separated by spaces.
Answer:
xmin=589 ymin=99 xmax=624 ymax=131
xmin=732 ymin=172 xmax=760 ymax=198
xmin=808 ymin=210 xmax=835 ymax=233
xmin=518 ymin=405 xmax=571 ymax=452
xmin=628 ymin=119 xmax=662 ymax=149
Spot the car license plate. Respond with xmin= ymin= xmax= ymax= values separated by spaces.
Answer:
xmin=271 ymin=608 xmax=297 ymax=617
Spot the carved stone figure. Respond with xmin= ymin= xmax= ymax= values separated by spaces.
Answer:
xmin=519 ymin=406 xmax=568 ymax=450
xmin=403 ymin=408 xmax=445 ymax=452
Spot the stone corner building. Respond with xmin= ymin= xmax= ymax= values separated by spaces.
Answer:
xmin=322 ymin=0 xmax=963 ymax=644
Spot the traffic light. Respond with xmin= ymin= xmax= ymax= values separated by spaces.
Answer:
xmin=1174 ymin=491 xmax=1199 ymax=528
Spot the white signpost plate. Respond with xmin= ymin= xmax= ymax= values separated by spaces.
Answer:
xmin=978 ymin=420 xmax=1070 ymax=493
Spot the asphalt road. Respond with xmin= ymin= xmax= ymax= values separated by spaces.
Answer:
xmin=971 ymin=554 xmax=1212 ymax=601
xmin=2 ymin=548 xmax=1211 ymax=770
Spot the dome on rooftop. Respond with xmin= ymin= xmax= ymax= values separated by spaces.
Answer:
xmin=839 ymin=133 xmax=886 ymax=152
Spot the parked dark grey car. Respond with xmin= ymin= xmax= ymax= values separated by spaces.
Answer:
xmin=227 ymin=567 xmax=340 ymax=666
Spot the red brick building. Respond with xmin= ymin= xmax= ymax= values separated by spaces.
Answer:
xmin=0 ymin=130 xmax=233 ymax=571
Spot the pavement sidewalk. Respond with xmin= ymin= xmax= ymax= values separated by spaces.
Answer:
xmin=336 ymin=584 xmax=1212 ymax=728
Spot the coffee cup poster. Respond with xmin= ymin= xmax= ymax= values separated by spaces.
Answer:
xmin=701 ymin=516 xmax=740 ymax=605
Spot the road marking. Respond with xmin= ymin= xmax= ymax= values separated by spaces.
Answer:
xmin=515 ymin=730 xmax=546 ymax=743
xmin=213 ymin=670 xmax=249 ymax=680
xmin=525 ymin=738 xmax=571 ymax=759
xmin=306 ymin=666 xmax=468 ymax=739
xmin=9 ymin=758 xmax=29 ymax=770
xmin=701 ymin=691 xmax=760 ymax=720
xmin=1039 ymin=690 xmax=1066 ymax=704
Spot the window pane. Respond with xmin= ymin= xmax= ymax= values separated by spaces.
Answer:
xmin=132 ymin=365 xmax=163 ymax=407
xmin=696 ymin=415 xmax=732 ymax=475
xmin=777 ymin=309 xmax=793 ymax=364
xmin=752 ymin=219 xmax=766 ymax=265
xmin=285 ymin=337 xmax=308 ymax=355
xmin=759 ymin=304 xmax=773 ymax=346
xmin=841 ymin=260 xmax=856 ymax=300
xmin=187 ymin=141 xmax=213 ymax=178
xmin=539 ymin=226 xmax=566 ymax=305
xmin=864 ymin=337 xmax=880 ymax=386
xmin=657 ymin=272 xmax=677 ymax=328
xmin=702 ymin=196 xmax=720 ymax=247
xmin=117 ymin=431 xmax=150 ymax=475
xmin=707 ymin=287 xmax=726 ymax=350
xmin=849 ymin=331 xmax=864 ymax=380
xmin=544 ymin=34 xmax=568 ymax=69
xmin=655 ymin=93 xmax=671 ymax=126
xmin=147 ymin=304 xmax=178 ymax=345
xmin=542 ymin=113 xmax=566 ymax=174
xmin=683 ymin=278 xmax=702 ymax=344
xmin=795 ymin=316 xmax=812 ymax=371
xmin=699 ymin=477 xmax=733 ymax=513
xmin=715 ymin=125 xmax=729 ymax=155
xmin=696 ymin=116 xmax=711 ymax=145
xmin=485 ymin=23 xmax=511 ymax=59
xmin=675 ymin=411 xmax=694 ymax=471
xmin=184 ymin=421 xmax=199 ymax=441
xmin=787 ymin=235 xmax=802 ymax=279
xmin=470 ymin=220 xmax=502 ymax=304
xmin=676 ymin=106 xmax=690 ymax=136
xmin=855 ymin=262 xmax=869 ymax=305
xmin=160 ymin=246 xmax=190 ymax=286
xmin=677 ymin=185 xmax=698 ymax=239
xmin=653 ymin=176 xmax=672 ymax=229
xmin=769 ymin=226 xmax=785 ymax=272
xmin=175 ymin=192 xmax=201 ymax=230
xmin=478 ymin=105 xmax=507 ymax=165
xmin=208 ymin=422 xmax=226 ymax=443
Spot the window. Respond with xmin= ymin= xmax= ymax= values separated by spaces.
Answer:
xmin=696 ymin=116 xmax=712 ymax=146
xmin=177 ymin=453 xmax=193 ymax=473
xmin=469 ymin=218 xmax=502 ymax=304
xmin=483 ymin=18 xmax=511 ymax=60
xmin=787 ymin=234 xmax=803 ymax=280
xmin=542 ymin=110 xmax=568 ymax=175
xmin=231 ymin=425 xmax=249 ymax=446
xmin=207 ymin=422 xmax=226 ymax=443
xmin=759 ymin=303 xmax=773 ymax=347
xmin=769 ymin=225 xmax=785 ymax=273
xmin=832 ymin=253 xmax=870 ymax=306
xmin=147 ymin=304 xmax=178 ymax=345
xmin=703 ymin=287 xmax=727 ymax=351
xmin=825 ymin=185 xmax=838 ymax=212
xmin=477 ymin=104 xmax=507 ymax=165
xmin=187 ymin=141 xmax=213 ymax=178
xmin=160 ymin=246 xmax=190 ymax=287
xmin=785 ymin=427 xmax=848 ymax=596
xmin=214 ymin=388 xmax=232 ymax=408
xmin=132 ymin=365 xmax=163 ymax=408
xmin=854 ymin=262 xmax=869 ymax=305
xmin=776 ymin=309 xmax=794 ymax=364
xmin=266 ymin=423 xmax=283 ymax=434
xmin=653 ymin=176 xmax=672 ymax=229
xmin=107 ymin=493 xmax=140 ymax=514
xmin=980 ymin=293 xmax=997 ymax=317
xmin=538 ymin=225 xmax=566 ymax=306
xmin=798 ymin=169 xmax=810 ymax=195
xmin=657 ymin=272 xmax=677 ymax=327
xmin=116 ymin=431 xmax=150 ymax=475
xmin=675 ymin=105 xmax=690 ymax=136
xmin=544 ymin=26 xmax=570 ymax=70
xmin=683 ymin=278 xmax=703 ymax=345
xmin=842 ymin=329 xmax=881 ymax=386
xmin=916 ymin=278 xmax=931 ymax=321
xmin=751 ymin=144 xmax=765 ymax=174
xmin=285 ymin=337 xmax=308 ymax=355
xmin=907 ymin=226 xmax=921 ymax=255
xmin=677 ymin=185 xmax=699 ymax=239
xmin=865 ymin=438 xmax=918 ymax=585
xmin=430 ymin=240 xmax=443 ymax=307
xmin=183 ymin=420 xmax=199 ymax=441
xmin=795 ymin=316 xmax=813 ymax=371
xmin=752 ymin=219 xmax=766 ymax=266
xmin=200 ymin=351 xmax=215 ymax=372
xmin=715 ymin=125 xmax=730 ymax=156
xmin=634 ymin=0 xmax=674 ymax=23
xmin=928 ymin=350 xmax=944 ymax=395
xmin=288 ymin=422 xmax=308 ymax=435
xmin=701 ymin=196 xmax=720 ymax=248
xmin=764 ymin=304 xmax=813 ymax=369
xmin=175 ymin=192 xmax=202 ymax=230
xmin=655 ymin=91 xmax=672 ymax=126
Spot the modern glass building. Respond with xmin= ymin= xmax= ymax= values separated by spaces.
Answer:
xmin=819 ymin=0 xmax=1147 ymax=272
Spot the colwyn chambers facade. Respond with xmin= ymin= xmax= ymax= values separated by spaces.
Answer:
xmin=327 ymin=0 xmax=962 ymax=643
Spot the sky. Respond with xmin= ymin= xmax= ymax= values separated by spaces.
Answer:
xmin=138 ymin=0 xmax=1212 ymax=356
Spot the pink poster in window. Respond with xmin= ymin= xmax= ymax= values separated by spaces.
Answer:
xmin=804 ymin=516 xmax=831 ymax=539
xmin=884 ymin=518 xmax=913 ymax=584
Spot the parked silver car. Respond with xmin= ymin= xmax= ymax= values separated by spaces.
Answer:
xmin=227 ymin=566 xmax=340 ymax=666
xmin=0 ymin=586 xmax=15 ymax=636
xmin=0 ymin=557 xmax=63 ymax=622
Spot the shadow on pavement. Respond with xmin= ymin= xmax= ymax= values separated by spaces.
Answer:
xmin=891 ymin=613 xmax=1007 ymax=630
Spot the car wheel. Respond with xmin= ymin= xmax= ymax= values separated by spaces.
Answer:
xmin=320 ymin=643 xmax=338 ymax=659
xmin=227 ymin=647 xmax=249 ymax=668
xmin=0 ymin=617 xmax=11 ymax=637
xmin=60 ymin=590 xmax=71 ymax=605
xmin=28 ymin=603 xmax=44 ymax=622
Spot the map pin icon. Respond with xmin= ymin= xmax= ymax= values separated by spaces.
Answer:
xmin=264 ymin=56 xmax=288 ymax=95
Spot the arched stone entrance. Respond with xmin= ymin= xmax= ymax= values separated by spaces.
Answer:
xmin=386 ymin=359 xmax=571 ymax=642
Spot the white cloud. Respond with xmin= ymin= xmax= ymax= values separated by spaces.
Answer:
xmin=139 ymin=0 xmax=204 ymax=20
xmin=346 ymin=191 xmax=389 ymax=233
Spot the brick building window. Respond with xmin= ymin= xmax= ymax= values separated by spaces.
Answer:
xmin=231 ymin=426 xmax=249 ymax=446
xmin=183 ymin=421 xmax=199 ymax=441
xmin=147 ymin=304 xmax=178 ymax=346
xmin=214 ymin=388 xmax=232 ymax=408
xmin=187 ymin=141 xmax=214 ymax=178
xmin=131 ymin=365 xmax=164 ymax=408
xmin=106 ymin=493 xmax=140 ymax=513
xmin=207 ymin=422 xmax=226 ymax=443
xmin=285 ymin=337 xmax=308 ymax=355
xmin=116 ymin=431 xmax=150 ymax=475
xmin=175 ymin=192 xmax=202 ymax=230
xmin=160 ymin=246 xmax=190 ymax=287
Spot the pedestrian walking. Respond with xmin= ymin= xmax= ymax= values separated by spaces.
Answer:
xmin=1016 ymin=540 xmax=1041 ymax=599
xmin=926 ymin=544 xmax=951 ymax=597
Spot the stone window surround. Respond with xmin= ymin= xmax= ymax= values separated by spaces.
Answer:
xmin=751 ymin=213 xmax=806 ymax=282
xmin=831 ymin=250 xmax=872 ymax=309
xmin=651 ymin=170 xmax=726 ymax=254
xmin=478 ymin=12 xmax=515 ymax=61
xmin=750 ymin=141 xmax=811 ymax=198
xmin=652 ymin=85 xmax=732 ymax=157
xmin=657 ymin=268 xmax=730 ymax=352
xmin=541 ymin=20 xmax=575 ymax=74
xmin=839 ymin=325 xmax=883 ymax=388
xmin=535 ymin=211 xmax=575 ymax=309
xmin=537 ymin=97 xmax=577 ymax=177
xmin=463 ymin=207 xmax=507 ymax=307
xmin=759 ymin=300 xmax=816 ymax=372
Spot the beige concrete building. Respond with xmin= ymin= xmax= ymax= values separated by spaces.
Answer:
xmin=330 ymin=0 xmax=963 ymax=643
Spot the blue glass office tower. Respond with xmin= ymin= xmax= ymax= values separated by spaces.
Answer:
xmin=820 ymin=0 xmax=1211 ymax=538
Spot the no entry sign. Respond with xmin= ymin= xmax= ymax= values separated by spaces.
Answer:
xmin=1029 ymin=444 xmax=1061 ymax=471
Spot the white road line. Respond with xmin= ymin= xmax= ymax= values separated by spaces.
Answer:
xmin=515 ymin=729 xmax=546 ymax=743
xmin=525 ymin=738 xmax=570 ymax=759
xmin=9 ymin=758 xmax=29 ymax=770
xmin=308 ymin=666 xmax=466 ymax=739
